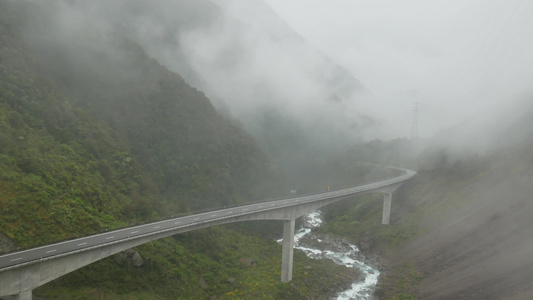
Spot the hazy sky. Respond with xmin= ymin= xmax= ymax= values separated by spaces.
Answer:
xmin=264 ymin=0 xmax=533 ymax=137
xmin=34 ymin=0 xmax=533 ymax=141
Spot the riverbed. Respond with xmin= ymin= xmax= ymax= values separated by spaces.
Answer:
xmin=279 ymin=210 xmax=380 ymax=299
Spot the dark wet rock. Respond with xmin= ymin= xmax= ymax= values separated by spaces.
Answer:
xmin=131 ymin=251 xmax=144 ymax=267
xmin=114 ymin=249 xmax=143 ymax=267
xmin=358 ymin=231 xmax=374 ymax=251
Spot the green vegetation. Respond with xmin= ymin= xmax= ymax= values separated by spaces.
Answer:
xmin=319 ymin=192 xmax=421 ymax=250
xmin=0 ymin=1 xmax=363 ymax=298
xmin=5 ymin=1 xmax=509 ymax=298
xmin=375 ymin=263 xmax=423 ymax=300
xmin=28 ymin=220 xmax=357 ymax=298
xmin=0 ymin=0 xmax=286 ymax=249
xmin=0 ymin=33 xmax=140 ymax=247
xmin=34 ymin=226 xmax=356 ymax=299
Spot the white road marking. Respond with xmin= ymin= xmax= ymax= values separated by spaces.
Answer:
xmin=211 ymin=214 xmax=217 ymax=217
xmin=194 ymin=218 xmax=199 ymax=221
xmin=228 ymin=211 xmax=233 ymax=214
xmin=153 ymin=226 xmax=160 ymax=229
xmin=130 ymin=231 xmax=139 ymax=234
xmin=78 ymin=242 xmax=87 ymax=246
xmin=11 ymin=257 xmax=23 ymax=262
xmin=106 ymin=236 xmax=115 ymax=240
xmin=46 ymin=250 xmax=56 ymax=254
xmin=175 ymin=222 xmax=181 ymax=225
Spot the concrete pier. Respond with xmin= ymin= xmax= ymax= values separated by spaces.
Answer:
xmin=281 ymin=218 xmax=295 ymax=282
xmin=382 ymin=192 xmax=392 ymax=225
xmin=15 ymin=290 xmax=31 ymax=300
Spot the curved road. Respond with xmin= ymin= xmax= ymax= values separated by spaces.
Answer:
xmin=0 ymin=168 xmax=416 ymax=271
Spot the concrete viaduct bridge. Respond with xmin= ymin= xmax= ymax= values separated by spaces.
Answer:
xmin=0 ymin=168 xmax=416 ymax=299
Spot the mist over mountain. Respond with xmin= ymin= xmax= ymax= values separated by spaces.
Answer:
xmin=0 ymin=1 xmax=384 ymax=298
xmin=376 ymin=94 xmax=533 ymax=299
xmin=24 ymin=0 xmax=373 ymax=176
xmin=4 ymin=0 xmax=533 ymax=298
xmin=0 ymin=0 xmax=291 ymax=246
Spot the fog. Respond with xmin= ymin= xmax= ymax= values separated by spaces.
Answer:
xmin=17 ymin=0 xmax=533 ymax=157
xmin=8 ymin=1 xmax=533 ymax=297
xmin=266 ymin=0 xmax=533 ymax=139
xmin=115 ymin=0 xmax=378 ymax=149
xmin=17 ymin=0 xmax=377 ymax=171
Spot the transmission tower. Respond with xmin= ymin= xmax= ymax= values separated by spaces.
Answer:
xmin=410 ymin=102 xmax=419 ymax=140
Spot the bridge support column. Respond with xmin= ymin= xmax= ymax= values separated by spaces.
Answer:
xmin=15 ymin=290 xmax=32 ymax=300
xmin=382 ymin=192 xmax=392 ymax=225
xmin=12 ymin=267 xmax=37 ymax=300
xmin=281 ymin=218 xmax=295 ymax=282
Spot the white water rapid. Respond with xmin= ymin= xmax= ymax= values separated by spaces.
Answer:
xmin=278 ymin=210 xmax=380 ymax=300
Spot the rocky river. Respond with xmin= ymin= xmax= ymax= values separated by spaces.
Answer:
xmin=279 ymin=210 xmax=380 ymax=299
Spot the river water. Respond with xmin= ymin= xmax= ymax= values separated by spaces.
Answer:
xmin=279 ymin=210 xmax=380 ymax=299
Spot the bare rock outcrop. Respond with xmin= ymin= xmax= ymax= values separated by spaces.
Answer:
xmin=114 ymin=249 xmax=144 ymax=267
xmin=0 ymin=233 xmax=17 ymax=255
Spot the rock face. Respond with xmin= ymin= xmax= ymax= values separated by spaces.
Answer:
xmin=114 ymin=249 xmax=144 ymax=267
xmin=239 ymin=257 xmax=256 ymax=267
xmin=131 ymin=251 xmax=144 ymax=267
xmin=0 ymin=233 xmax=17 ymax=255
xmin=358 ymin=231 xmax=374 ymax=252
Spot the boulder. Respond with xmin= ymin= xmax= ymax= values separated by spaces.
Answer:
xmin=131 ymin=251 xmax=144 ymax=267
xmin=114 ymin=249 xmax=144 ymax=267
xmin=239 ymin=257 xmax=256 ymax=267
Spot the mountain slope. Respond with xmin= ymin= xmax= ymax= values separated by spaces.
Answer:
xmin=394 ymin=120 xmax=533 ymax=299
xmin=302 ymin=100 xmax=533 ymax=299
xmin=51 ymin=0 xmax=372 ymax=176
xmin=0 ymin=0 xmax=284 ymax=248
xmin=373 ymin=101 xmax=533 ymax=299
xmin=0 ymin=1 xmax=364 ymax=298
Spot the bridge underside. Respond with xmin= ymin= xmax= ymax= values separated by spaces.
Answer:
xmin=0 ymin=183 xmax=404 ymax=299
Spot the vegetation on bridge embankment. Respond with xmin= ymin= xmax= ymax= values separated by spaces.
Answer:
xmin=35 ymin=225 xmax=359 ymax=299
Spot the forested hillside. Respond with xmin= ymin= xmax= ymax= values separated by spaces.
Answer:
xmin=9 ymin=0 xmax=533 ymax=299
xmin=0 ymin=0 xmax=287 ymax=249
xmin=0 ymin=1 xmax=363 ymax=298
xmin=50 ymin=0 xmax=372 ymax=179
